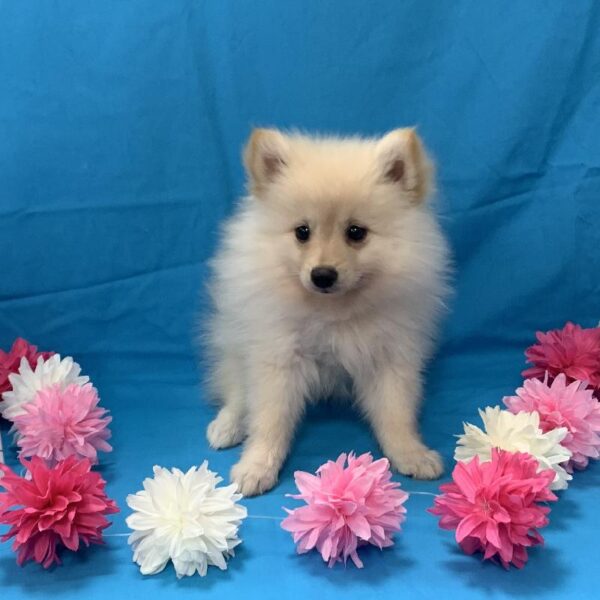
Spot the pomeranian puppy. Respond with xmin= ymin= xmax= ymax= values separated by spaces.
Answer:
xmin=206 ymin=127 xmax=450 ymax=496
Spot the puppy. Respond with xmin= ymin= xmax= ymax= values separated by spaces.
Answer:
xmin=205 ymin=128 xmax=450 ymax=496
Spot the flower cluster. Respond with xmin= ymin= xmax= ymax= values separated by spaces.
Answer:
xmin=430 ymin=321 xmax=599 ymax=569
xmin=0 ymin=338 xmax=117 ymax=568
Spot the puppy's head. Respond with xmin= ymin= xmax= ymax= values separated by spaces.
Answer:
xmin=243 ymin=128 xmax=433 ymax=299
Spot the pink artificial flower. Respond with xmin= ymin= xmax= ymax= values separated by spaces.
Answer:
xmin=0 ymin=456 xmax=119 ymax=568
xmin=504 ymin=374 xmax=600 ymax=470
xmin=0 ymin=338 xmax=54 ymax=396
xmin=523 ymin=322 xmax=600 ymax=391
xmin=13 ymin=383 xmax=112 ymax=466
xmin=281 ymin=452 xmax=408 ymax=568
xmin=429 ymin=449 xmax=557 ymax=569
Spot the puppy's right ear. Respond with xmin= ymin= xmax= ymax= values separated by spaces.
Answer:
xmin=243 ymin=128 xmax=288 ymax=194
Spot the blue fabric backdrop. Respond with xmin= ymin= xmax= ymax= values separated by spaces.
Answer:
xmin=1 ymin=2 xmax=599 ymax=599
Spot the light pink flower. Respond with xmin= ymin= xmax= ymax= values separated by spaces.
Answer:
xmin=504 ymin=374 xmax=600 ymax=470
xmin=523 ymin=322 xmax=600 ymax=391
xmin=281 ymin=452 xmax=408 ymax=568
xmin=13 ymin=383 xmax=112 ymax=465
xmin=0 ymin=338 xmax=53 ymax=396
xmin=429 ymin=449 xmax=557 ymax=569
xmin=0 ymin=456 xmax=119 ymax=568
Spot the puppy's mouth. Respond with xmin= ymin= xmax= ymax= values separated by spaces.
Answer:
xmin=305 ymin=279 xmax=362 ymax=296
xmin=301 ymin=280 xmax=342 ymax=296
xmin=309 ymin=274 xmax=370 ymax=297
xmin=300 ymin=273 xmax=370 ymax=297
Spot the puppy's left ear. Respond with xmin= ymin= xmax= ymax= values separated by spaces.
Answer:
xmin=376 ymin=128 xmax=433 ymax=202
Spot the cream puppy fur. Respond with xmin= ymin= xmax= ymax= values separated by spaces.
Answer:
xmin=206 ymin=128 xmax=450 ymax=496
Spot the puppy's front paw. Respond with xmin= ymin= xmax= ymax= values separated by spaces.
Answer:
xmin=391 ymin=446 xmax=444 ymax=480
xmin=207 ymin=411 xmax=245 ymax=449
xmin=230 ymin=458 xmax=278 ymax=497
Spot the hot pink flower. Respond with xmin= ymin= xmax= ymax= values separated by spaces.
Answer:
xmin=504 ymin=374 xmax=600 ymax=470
xmin=0 ymin=456 xmax=119 ymax=568
xmin=523 ymin=322 xmax=600 ymax=391
xmin=429 ymin=449 xmax=557 ymax=569
xmin=13 ymin=383 xmax=112 ymax=465
xmin=0 ymin=338 xmax=54 ymax=396
xmin=281 ymin=452 xmax=408 ymax=568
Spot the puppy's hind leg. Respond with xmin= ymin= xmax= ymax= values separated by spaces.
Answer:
xmin=356 ymin=363 xmax=443 ymax=480
xmin=207 ymin=352 xmax=247 ymax=449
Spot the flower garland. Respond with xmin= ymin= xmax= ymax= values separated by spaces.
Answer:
xmin=1 ymin=321 xmax=598 ymax=575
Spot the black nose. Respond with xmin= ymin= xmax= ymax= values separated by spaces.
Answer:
xmin=310 ymin=266 xmax=338 ymax=290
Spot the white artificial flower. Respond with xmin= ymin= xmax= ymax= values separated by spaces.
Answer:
xmin=455 ymin=406 xmax=572 ymax=490
xmin=1 ymin=355 xmax=89 ymax=421
xmin=126 ymin=462 xmax=247 ymax=578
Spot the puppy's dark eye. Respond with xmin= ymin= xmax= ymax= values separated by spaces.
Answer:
xmin=346 ymin=225 xmax=367 ymax=242
xmin=295 ymin=224 xmax=310 ymax=243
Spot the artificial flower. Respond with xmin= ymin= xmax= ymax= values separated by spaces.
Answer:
xmin=523 ymin=322 xmax=600 ymax=391
xmin=455 ymin=406 xmax=572 ymax=490
xmin=0 ymin=338 xmax=53 ymax=396
xmin=126 ymin=462 xmax=247 ymax=578
xmin=1 ymin=354 xmax=88 ymax=421
xmin=430 ymin=449 xmax=557 ymax=568
xmin=14 ymin=382 xmax=112 ymax=465
xmin=0 ymin=456 xmax=118 ymax=567
xmin=281 ymin=452 xmax=408 ymax=568
xmin=504 ymin=374 xmax=600 ymax=470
